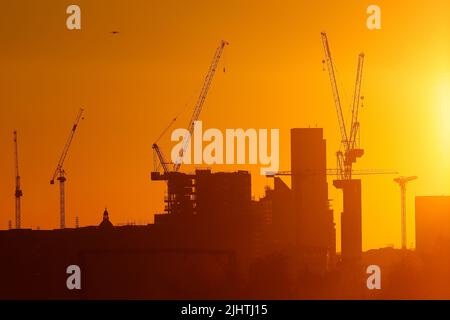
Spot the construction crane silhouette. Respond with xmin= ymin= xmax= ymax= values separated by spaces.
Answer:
xmin=394 ymin=176 xmax=418 ymax=250
xmin=173 ymin=40 xmax=229 ymax=172
xmin=13 ymin=130 xmax=22 ymax=229
xmin=152 ymin=40 xmax=228 ymax=180
xmin=152 ymin=117 xmax=176 ymax=176
xmin=50 ymin=108 xmax=84 ymax=229
xmin=321 ymin=32 xmax=365 ymax=181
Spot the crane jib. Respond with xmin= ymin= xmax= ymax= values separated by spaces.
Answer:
xmin=173 ymin=40 xmax=228 ymax=172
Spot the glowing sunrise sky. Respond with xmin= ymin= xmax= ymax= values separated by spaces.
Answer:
xmin=0 ymin=0 xmax=449 ymax=251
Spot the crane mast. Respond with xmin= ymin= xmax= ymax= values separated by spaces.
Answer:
xmin=394 ymin=176 xmax=418 ymax=249
xmin=50 ymin=108 xmax=84 ymax=229
xmin=13 ymin=131 xmax=22 ymax=229
xmin=173 ymin=40 xmax=228 ymax=172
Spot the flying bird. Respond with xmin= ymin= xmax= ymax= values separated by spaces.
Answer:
xmin=110 ymin=31 xmax=119 ymax=35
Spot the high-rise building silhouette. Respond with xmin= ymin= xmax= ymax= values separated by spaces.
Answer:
xmin=290 ymin=128 xmax=335 ymax=274
xmin=415 ymin=196 xmax=450 ymax=255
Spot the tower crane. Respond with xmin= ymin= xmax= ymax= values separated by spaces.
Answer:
xmin=321 ymin=32 xmax=365 ymax=180
xmin=394 ymin=176 xmax=418 ymax=250
xmin=173 ymin=39 xmax=228 ymax=172
xmin=152 ymin=117 xmax=176 ymax=178
xmin=321 ymin=32 xmax=368 ymax=263
xmin=152 ymin=143 xmax=170 ymax=176
xmin=151 ymin=40 xmax=228 ymax=180
xmin=50 ymin=108 xmax=84 ymax=229
xmin=13 ymin=130 xmax=22 ymax=229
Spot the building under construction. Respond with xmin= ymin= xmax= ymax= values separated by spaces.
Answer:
xmin=152 ymin=128 xmax=337 ymax=275
xmin=151 ymin=169 xmax=251 ymax=219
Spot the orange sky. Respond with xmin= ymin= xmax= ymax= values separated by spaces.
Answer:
xmin=0 ymin=0 xmax=449 ymax=251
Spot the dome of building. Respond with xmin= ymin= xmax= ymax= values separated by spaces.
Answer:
xmin=99 ymin=208 xmax=114 ymax=230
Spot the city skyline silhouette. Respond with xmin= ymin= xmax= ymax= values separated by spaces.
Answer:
xmin=0 ymin=0 xmax=449 ymax=300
